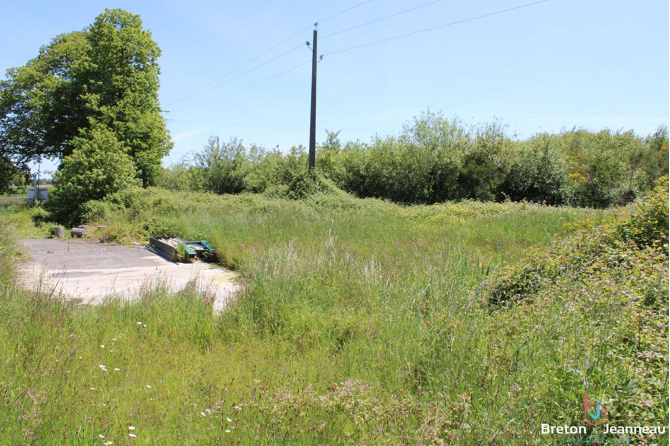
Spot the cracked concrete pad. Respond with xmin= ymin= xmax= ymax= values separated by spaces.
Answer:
xmin=17 ymin=239 xmax=239 ymax=314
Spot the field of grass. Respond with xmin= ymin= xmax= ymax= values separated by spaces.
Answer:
xmin=0 ymin=185 xmax=666 ymax=445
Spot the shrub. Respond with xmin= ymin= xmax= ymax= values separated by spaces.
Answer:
xmin=456 ymin=120 xmax=512 ymax=201
xmin=157 ymin=160 xmax=195 ymax=191
xmin=47 ymin=125 xmax=140 ymax=225
xmin=474 ymin=178 xmax=669 ymax=433
xmin=284 ymin=170 xmax=340 ymax=200
xmin=485 ymin=177 xmax=668 ymax=306
xmin=192 ymin=136 xmax=249 ymax=194
xmin=160 ymin=115 xmax=666 ymax=209
xmin=502 ymin=134 xmax=568 ymax=205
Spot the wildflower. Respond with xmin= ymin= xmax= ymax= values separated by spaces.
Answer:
xmin=227 ymin=418 xmax=232 ymax=422
xmin=114 ymin=368 xmax=120 ymax=371
xmin=143 ymin=324 xmax=147 ymax=327
xmin=100 ymin=345 xmax=104 ymax=348
xmin=128 ymin=426 xmax=135 ymax=430
xmin=233 ymin=405 xmax=242 ymax=410
xmin=225 ymin=430 xmax=231 ymax=433
xmin=112 ymin=338 xmax=117 ymax=341
xmin=137 ymin=322 xmax=142 ymax=325
xmin=205 ymin=409 xmax=211 ymax=414
xmin=146 ymin=385 xmax=152 ymax=388
xmin=129 ymin=433 xmax=137 ymax=438
xmin=90 ymin=387 xmax=96 ymax=391
xmin=99 ymin=434 xmax=105 ymax=438
xmin=104 ymin=442 xmax=113 ymax=446
xmin=201 ymin=412 xmax=206 ymax=417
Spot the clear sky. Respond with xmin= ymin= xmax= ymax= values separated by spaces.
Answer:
xmin=0 ymin=0 xmax=668 ymax=173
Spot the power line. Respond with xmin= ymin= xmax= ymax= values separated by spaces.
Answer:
xmin=166 ymin=1 xmax=550 ymax=116
xmin=168 ymin=32 xmax=309 ymax=106
xmin=169 ymin=60 xmax=311 ymax=113
xmin=167 ymin=43 xmax=304 ymax=106
xmin=324 ymin=0 xmax=550 ymax=56
xmin=321 ymin=0 xmax=443 ymax=40
xmin=317 ymin=0 xmax=376 ymax=23
xmin=167 ymin=0 xmax=377 ymax=106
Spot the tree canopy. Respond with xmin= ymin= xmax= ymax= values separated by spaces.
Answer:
xmin=0 ymin=8 xmax=171 ymax=186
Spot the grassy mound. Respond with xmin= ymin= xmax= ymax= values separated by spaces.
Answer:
xmin=479 ymin=177 xmax=668 ymax=435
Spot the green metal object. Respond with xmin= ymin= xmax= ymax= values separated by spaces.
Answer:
xmin=149 ymin=238 xmax=216 ymax=262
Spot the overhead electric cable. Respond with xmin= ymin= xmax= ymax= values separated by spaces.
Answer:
xmin=169 ymin=60 xmax=311 ymax=112
xmin=167 ymin=0 xmax=376 ymax=107
xmin=321 ymin=0 xmax=443 ymax=40
xmin=324 ymin=0 xmax=549 ymax=56
xmin=316 ymin=0 xmax=375 ymax=23
xmin=168 ymin=43 xmax=304 ymax=106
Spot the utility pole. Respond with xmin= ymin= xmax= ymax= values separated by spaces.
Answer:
xmin=308 ymin=26 xmax=318 ymax=171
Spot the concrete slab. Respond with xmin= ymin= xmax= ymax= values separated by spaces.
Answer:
xmin=17 ymin=239 xmax=239 ymax=314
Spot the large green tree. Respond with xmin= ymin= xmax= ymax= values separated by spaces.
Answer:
xmin=0 ymin=8 xmax=171 ymax=186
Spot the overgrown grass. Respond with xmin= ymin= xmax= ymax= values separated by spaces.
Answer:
xmin=0 ymin=183 xmax=666 ymax=444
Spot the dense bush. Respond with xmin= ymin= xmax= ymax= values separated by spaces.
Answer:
xmin=485 ymin=177 xmax=668 ymax=306
xmin=47 ymin=125 xmax=140 ymax=225
xmin=477 ymin=178 xmax=669 ymax=434
xmin=191 ymin=137 xmax=249 ymax=194
xmin=162 ymin=112 xmax=667 ymax=209
xmin=501 ymin=133 xmax=569 ymax=205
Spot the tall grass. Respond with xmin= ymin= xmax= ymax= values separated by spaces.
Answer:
xmin=0 ymin=185 xmax=666 ymax=444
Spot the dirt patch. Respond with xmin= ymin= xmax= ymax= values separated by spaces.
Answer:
xmin=17 ymin=239 xmax=239 ymax=314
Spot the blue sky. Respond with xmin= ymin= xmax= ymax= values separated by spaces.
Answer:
xmin=0 ymin=0 xmax=667 ymax=173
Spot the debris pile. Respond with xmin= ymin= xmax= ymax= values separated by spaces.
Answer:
xmin=148 ymin=237 xmax=216 ymax=263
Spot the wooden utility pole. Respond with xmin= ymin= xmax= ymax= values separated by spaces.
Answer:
xmin=308 ymin=28 xmax=317 ymax=170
